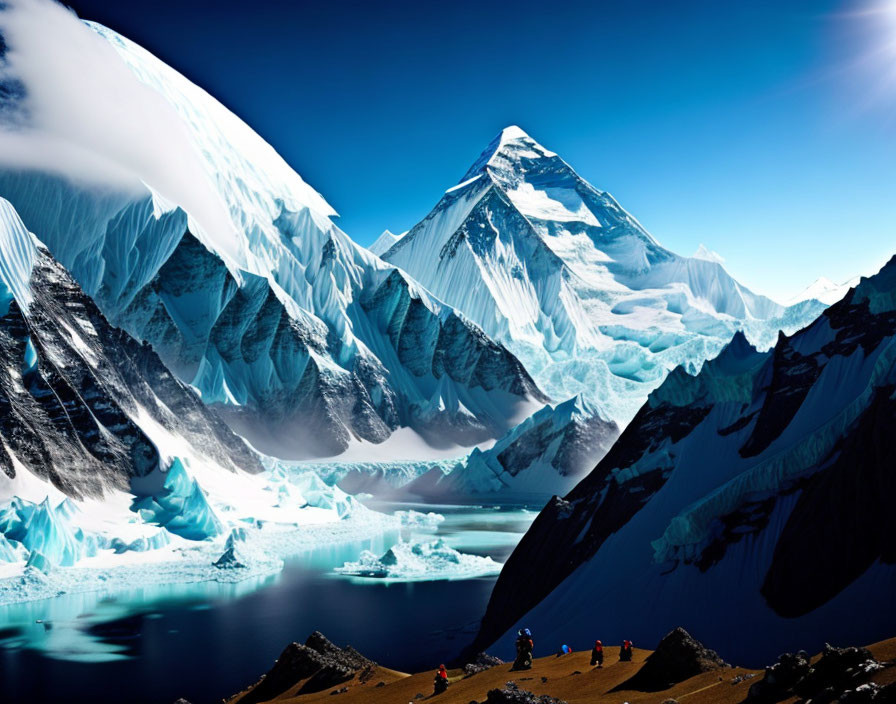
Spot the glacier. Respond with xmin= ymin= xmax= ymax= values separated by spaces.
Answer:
xmin=279 ymin=395 xmax=619 ymax=501
xmin=0 ymin=455 xmax=399 ymax=606
xmin=285 ymin=457 xmax=459 ymax=497
xmin=0 ymin=6 xmax=543 ymax=459
xmin=335 ymin=537 xmax=501 ymax=582
xmin=381 ymin=126 xmax=827 ymax=427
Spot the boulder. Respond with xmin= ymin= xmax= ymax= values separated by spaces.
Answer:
xmin=794 ymin=645 xmax=881 ymax=699
xmin=464 ymin=652 xmax=505 ymax=677
xmin=485 ymin=681 xmax=568 ymax=703
xmin=613 ymin=627 xmax=728 ymax=692
xmin=748 ymin=644 xmax=882 ymax=703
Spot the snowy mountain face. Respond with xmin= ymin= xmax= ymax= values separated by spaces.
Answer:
xmin=0 ymin=198 xmax=260 ymax=499
xmin=472 ymin=257 xmax=896 ymax=664
xmin=785 ymin=276 xmax=861 ymax=306
xmin=381 ymin=126 xmax=825 ymax=425
xmin=406 ymin=395 xmax=619 ymax=500
xmin=0 ymin=11 xmax=543 ymax=458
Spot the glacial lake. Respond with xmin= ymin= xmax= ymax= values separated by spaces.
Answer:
xmin=0 ymin=502 xmax=537 ymax=704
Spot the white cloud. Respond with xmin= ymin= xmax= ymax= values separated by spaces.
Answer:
xmin=0 ymin=0 xmax=238 ymax=259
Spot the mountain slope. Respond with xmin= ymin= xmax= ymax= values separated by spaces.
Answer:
xmin=472 ymin=256 xmax=896 ymax=664
xmin=381 ymin=126 xmax=824 ymax=424
xmin=0 ymin=8 xmax=543 ymax=458
xmin=0 ymin=197 xmax=260 ymax=498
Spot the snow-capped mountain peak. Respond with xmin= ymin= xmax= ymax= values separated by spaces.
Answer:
xmin=692 ymin=244 xmax=725 ymax=265
xmin=368 ymin=229 xmax=405 ymax=257
xmin=459 ymin=125 xmax=558 ymax=182
xmin=382 ymin=127 xmax=823 ymax=425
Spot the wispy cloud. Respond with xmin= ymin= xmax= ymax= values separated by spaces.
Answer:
xmin=0 ymin=0 xmax=237 ymax=254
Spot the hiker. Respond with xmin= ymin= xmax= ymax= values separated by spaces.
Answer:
xmin=619 ymin=639 xmax=633 ymax=662
xmin=590 ymin=639 xmax=604 ymax=667
xmin=556 ymin=644 xmax=572 ymax=657
xmin=512 ymin=628 xmax=534 ymax=670
xmin=433 ymin=664 xmax=448 ymax=695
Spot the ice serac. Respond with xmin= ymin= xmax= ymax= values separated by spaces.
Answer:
xmin=472 ymin=257 xmax=896 ymax=665
xmin=131 ymin=458 xmax=223 ymax=540
xmin=0 ymin=21 xmax=542 ymax=458
xmin=382 ymin=126 xmax=824 ymax=426
xmin=0 ymin=197 xmax=261 ymax=499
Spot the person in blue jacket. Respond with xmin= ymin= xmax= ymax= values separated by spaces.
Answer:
xmin=512 ymin=628 xmax=534 ymax=670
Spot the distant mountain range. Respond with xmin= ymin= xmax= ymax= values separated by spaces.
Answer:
xmin=0 ymin=8 xmax=847 ymax=505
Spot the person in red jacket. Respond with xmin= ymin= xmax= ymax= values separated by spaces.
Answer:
xmin=433 ymin=664 xmax=448 ymax=694
xmin=590 ymin=639 xmax=604 ymax=667
xmin=619 ymin=639 xmax=633 ymax=662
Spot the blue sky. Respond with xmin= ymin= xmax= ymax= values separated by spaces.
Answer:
xmin=66 ymin=0 xmax=895 ymax=301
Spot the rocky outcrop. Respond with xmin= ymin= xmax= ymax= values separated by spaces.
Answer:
xmin=484 ymin=681 xmax=568 ymax=704
xmin=747 ymin=644 xmax=883 ymax=703
xmin=463 ymin=652 xmax=505 ymax=677
xmin=233 ymin=631 xmax=376 ymax=704
xmin=613 ymin=628 xmax=728 ymax=692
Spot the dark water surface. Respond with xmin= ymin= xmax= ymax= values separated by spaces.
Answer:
xmin=0 ymin=503 xmax=535 ymax=704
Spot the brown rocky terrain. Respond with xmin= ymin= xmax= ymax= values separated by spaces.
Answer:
xmin=219 ymin=630 xmax=896 ymax=704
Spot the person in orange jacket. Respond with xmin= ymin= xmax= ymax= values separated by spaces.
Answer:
xmin=433 ymin=664 xmax=448 ymax=694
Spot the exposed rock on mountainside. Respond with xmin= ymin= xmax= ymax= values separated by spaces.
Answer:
xmin=407 ymin=395 xmax=619 ymax=500
xmin=485 ymin=681 xmax=568 ymax=703
xmin=0 ymin=198 xmax=259 ymax=498
xmin=464 ymin=652 xmax=506 ymax=677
